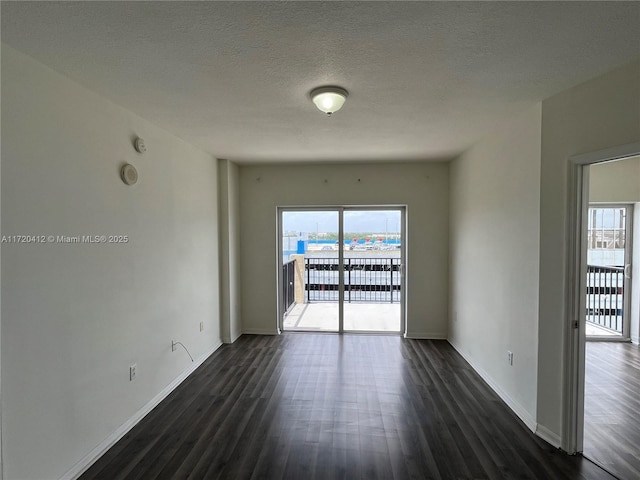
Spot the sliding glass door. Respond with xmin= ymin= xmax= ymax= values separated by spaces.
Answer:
xmin=343 ymin=209 xmax=402 ymax=332
xmin=278 ymin=206 xmax=405 ymax=334
xmin=586 ymin=205 xmax=633 ymax=339
xmin=280 ymin=210 xmax=339 ymax=331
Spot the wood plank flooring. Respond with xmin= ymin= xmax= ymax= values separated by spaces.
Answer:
xmin=584 ymin=341 xmax=640 ymax=480
xmin=81 ymin=334 xmax=613 ymax=480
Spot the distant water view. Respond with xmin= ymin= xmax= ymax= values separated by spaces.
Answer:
xmin=282 ymin=237 xmax=401 ymax=262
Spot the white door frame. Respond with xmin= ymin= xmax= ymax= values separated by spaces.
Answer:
xmin=341 ymin=206 xmax=406 ymax=335
xmin=564 ymin=141 xmax=640 ymax=454
xmin=276 ymin=205 xmax=407 ymax=335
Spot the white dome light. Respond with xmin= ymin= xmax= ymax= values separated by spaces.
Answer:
xmin=310 ymin=86 xmax=348 ymax=115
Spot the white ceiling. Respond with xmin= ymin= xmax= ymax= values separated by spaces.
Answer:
xmin=2 ymin=1 xmax=639 ymax=164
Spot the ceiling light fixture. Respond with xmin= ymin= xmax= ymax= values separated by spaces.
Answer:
xmin=310 ymin=86 xmax=348 ymax=115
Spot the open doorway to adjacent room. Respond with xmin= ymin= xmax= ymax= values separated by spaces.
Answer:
xmin=278 ymin=206 xmax=405 ymax=334
xmin=570 ymin=150 xmax=640 ymax=480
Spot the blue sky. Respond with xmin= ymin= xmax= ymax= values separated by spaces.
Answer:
xmin=283 ymin=210 xmax=401 ymax=234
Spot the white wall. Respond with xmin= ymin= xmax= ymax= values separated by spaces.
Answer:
xmin=218 ymin=159 xmax=242 ymax=343
xmin=589 ymin=156 xmax=640 ymax=203
xmin=538 ymin=60 xmax=640 ymax=444
xmin=1 ymin=45 xmax=221 ymax=479
xmin=449 ymin=104 xmax=542 ymax=430
xmin=238 ymin=162 xmax=449 ymax=338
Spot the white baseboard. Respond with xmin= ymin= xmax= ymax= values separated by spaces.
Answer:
xmin=405 ymin=331 xmax=448 ymax=340
xmin=222 ymin=331 xmax=242 ymax=344
xmin=535 ymin=423 xmax=561 ymax=448
xmin=61 ymin=341 xmax=222 ymax=480
xmin=242 ymin=328 xmax=278 ymax=335
xmin=448 ymin=340 xmax=537 ymax=434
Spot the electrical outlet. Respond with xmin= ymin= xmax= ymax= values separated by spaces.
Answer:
xmin=129 ymin=364 xmax=137 ymax=381
xmin=200 ymin=321 xmax=204 ymax=332
xmin=507 ymin=351 xmax=514 ymax=366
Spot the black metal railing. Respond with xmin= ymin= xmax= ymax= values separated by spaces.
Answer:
xmin=282 ymin=260 xmax=296 ymax=315
xmin=586 ymin=264 xmax=624 ymax=334
xmin=305 ymin=257 xmax=401 ymax=303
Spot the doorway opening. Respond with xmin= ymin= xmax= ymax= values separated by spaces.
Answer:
xmin=565 ymin=145 xmax=640 ymax=480
xmin=583 ymin=165 xmax=639 ymax=479
xmin=278 ymin=207 xmax=405 ymax=334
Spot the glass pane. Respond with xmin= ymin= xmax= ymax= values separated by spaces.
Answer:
xmin=587 ymin=207 xmax=626 ymax=266
xmin=343 ymin=209 xmax=402 ymax=332
xmin=586 ymin=206 xmax=627 ymax=337
xmin=281 ymin=210 xmax=339 ymax=331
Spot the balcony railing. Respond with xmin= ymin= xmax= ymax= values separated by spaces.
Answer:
xmin=305 ymin=257 xmax=401 ymax=303
xmin=586 ymin=264 xmax=624 ymax=335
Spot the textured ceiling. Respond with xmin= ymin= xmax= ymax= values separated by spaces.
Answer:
xmin=2 ymin=1 xmax=639 ymax=163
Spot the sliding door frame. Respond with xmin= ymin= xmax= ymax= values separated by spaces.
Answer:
xmin=585 ymin=203 xmax=633 ymax=341
xmin=276 ymin=205 xmax=406 ymax=335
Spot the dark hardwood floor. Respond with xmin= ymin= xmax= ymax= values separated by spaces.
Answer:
xmin=82 ymin=334 xmax=613 ymax=480
xmin=584 ymin=341 xmax=640 ymax=480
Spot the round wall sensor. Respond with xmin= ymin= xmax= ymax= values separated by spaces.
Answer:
xmin=121 ymin=164 xmax=138 ymax=185
xmin=134 ymin=137 xmax=146 ymax=153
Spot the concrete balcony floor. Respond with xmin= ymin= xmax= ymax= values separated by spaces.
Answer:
xmin=283 ymin=302 xmax=401 ymax=332
xmin=284 ymin=307 xmax=619 ymax=337
xmin=586 ymin=321 xmax=621 ymax=337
